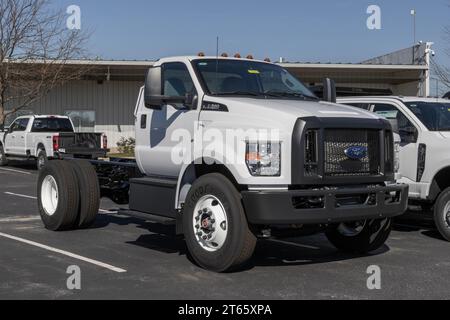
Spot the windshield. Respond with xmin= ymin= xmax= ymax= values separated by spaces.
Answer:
xmin=405 ymin=102 xmax=450 ymax=131
xmin=193 ymin=59 xmax=318 ymax=100
xmin=31 ymin=118 xmax=74 ymax=133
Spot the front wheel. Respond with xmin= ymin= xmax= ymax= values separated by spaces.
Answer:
xmin=326 ymin=218 xmax=392 ymax=254
xmin=433 ymin=188 xmax=450 ymax=241
xmin=0 ymin=144 xmax=7 ymax=166
xmin=183 ymin=173 xmax=257 ymax=272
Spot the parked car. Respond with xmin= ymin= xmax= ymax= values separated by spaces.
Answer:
xmin=36 ymin=57 xmax=408 ymax=272
xmin=0 ymin=115 xmax=108 ymax=170
xmin=338 ymin=96 xmax=450 ymax=241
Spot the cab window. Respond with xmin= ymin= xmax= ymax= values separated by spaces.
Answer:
xmin=162 ymin=63 xmax=196 ymax=97
xmin=10 ymin=118 xmax=29 ymax=132
xmin=372 ymin=103 xmax=417 ymax=143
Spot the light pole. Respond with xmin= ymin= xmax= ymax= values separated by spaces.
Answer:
xmin=411 ymin=9 xmax=416 ymax=45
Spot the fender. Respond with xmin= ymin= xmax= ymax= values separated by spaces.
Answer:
xmin=175 ymin=156 xmax=244 ymax=209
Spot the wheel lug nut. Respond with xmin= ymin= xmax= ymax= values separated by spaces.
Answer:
xmin=210 ymin=219 xmax=215 ymax=224
xmin=196 ymin=232 xmax=202 ymax=237
xmin=195 ymin=225 xmax=200 ymax=229
xmin=202 ymin=236 xmax=208 ymax=240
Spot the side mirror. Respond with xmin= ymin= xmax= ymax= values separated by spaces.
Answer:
xmin=387 ymin=119 xmax=399 ymax=134
xmin=144 ymin=67 xmax=188 ymax=110
xmin=399 ymin=126 xmax=418 ymax=144
xmin=322 ymin=78 xmax=337 ymax=103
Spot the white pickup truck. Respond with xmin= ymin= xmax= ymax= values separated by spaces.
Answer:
xmin=36 ymin=56 xmax=408 ymax=272
xmin=0 ymin=115 xmax=108 ymax=170
xmin=338 ymin=96 xmax=450 ymax=241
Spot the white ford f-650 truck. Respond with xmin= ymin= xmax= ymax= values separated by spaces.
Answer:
xmin=339 ymin=96 xmax=450 ymax=241
xmin=0 ymin=115 xmax=108 ymax=170
xmin=36 ymin=57 xmax=408 ymax=272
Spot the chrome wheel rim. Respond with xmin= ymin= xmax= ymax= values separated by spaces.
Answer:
xmin=193 ymin=195 xmax=228 ymax=252
xmin=41 ymin=175 xmax=59 ymax=216
xmin=337 ymin=220 xmax=367 ymax=237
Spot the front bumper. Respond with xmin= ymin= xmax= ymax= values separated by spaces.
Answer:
xmin=242 ymin=184 xmax=408 ymax=225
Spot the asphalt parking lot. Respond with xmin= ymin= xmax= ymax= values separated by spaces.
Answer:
xmin=0 ymin=163 xmax=449 ymax=300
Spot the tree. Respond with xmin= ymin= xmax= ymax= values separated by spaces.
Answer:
xmin=431 ymin=4 xmax=450 ymax=96
xmin=0 ymin=0 xmax=90 ymax=127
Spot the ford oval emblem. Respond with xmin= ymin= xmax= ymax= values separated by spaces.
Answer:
xmin=345 ymin=146 xmax=367 ymax=160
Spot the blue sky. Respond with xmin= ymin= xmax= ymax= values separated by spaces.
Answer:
xmin=55 ymin=0 xmax=449 ymax=64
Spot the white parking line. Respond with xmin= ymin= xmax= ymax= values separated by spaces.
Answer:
xmin=0 ymin=168 xmax=32 ymax=175
xmin=4 ymin=192 xmax=37 ymax=200
xmin=0 ymin=216 xmax=41 ymax=223
xmin=0 ymin=231 xmax=127 ymax=273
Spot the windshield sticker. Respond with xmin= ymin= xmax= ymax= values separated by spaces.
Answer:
xmin=248 ymin=70 xmax=260 ymax=74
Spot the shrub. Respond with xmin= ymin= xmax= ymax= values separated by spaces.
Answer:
xmin=116 ymin=137 xmax=135 ymax=155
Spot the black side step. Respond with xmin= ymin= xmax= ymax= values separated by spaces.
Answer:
xmin=116 ymin=209 xmax=175 ymax=225
xmin=129 ymin=176 xmax=178 ymax=219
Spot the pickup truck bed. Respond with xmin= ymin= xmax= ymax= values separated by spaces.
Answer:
xmin=0 ymin=115 xmax=108 ymax=169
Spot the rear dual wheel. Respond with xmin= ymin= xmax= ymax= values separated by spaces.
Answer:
xmin=37 ymin=160 xmax=100 ymax=231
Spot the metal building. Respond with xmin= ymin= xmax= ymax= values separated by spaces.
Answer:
xmin=9 ymin=43 xmax=433 ymax=149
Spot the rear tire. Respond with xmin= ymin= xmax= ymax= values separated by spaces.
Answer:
xmin=37 ymin=161 xmax=80 ymax=231
xmin=326 ymin=218 xmax=392 ymax=254
xmin=36 ymin=149 xmax=48 ymax=171
xmin=433 ymin=188 xmax=450 ymax=241
xmin=70 ymin=159 xmax=100 ymax=228
xmin=183 ymin=173 xmax=257 ymax=272
xmin=0 ymin=144 xmax=7 ymax=166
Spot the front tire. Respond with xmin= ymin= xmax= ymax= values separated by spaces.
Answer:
xmin=326 ymin=218 xmax=392 ymax=254
xmin=37 ymin=161 xmax=80 ymax=231
xmin=433 ymin=188 xmax=450 ymax=241
xmin=183 ymin=173 xmax=256 ymax=272
xmin=0 ymin=144 xmax=7 ymax=166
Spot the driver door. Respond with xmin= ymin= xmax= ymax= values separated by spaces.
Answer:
xmin=371 ymin=103 xmax=419 ymax=182
xmin=4 ymin=119 xmax=21 ymax=155
xmin=137 ymin=62 xmax=200 ymax=178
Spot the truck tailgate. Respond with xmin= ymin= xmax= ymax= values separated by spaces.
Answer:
xmin=58 ymin=132 xmax=107 ymax=157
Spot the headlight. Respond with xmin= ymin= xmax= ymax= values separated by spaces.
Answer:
xmin=246 ymin=142 xmax=281 ymax=176
xmin=394 ymin=141 xmax=400 ymax=173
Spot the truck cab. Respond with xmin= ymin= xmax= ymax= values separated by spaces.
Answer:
xmin=338 ymin=96 xmax=450 ymax=241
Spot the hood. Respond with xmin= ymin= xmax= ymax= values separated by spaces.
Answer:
xmin=207 ymin=97 xmax=381 ymax=121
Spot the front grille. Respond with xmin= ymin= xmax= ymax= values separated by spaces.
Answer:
xmin=323 ymin=129 xmax=381 ymax=177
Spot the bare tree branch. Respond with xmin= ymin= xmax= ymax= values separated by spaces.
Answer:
xmin=0 ymin=0 xmax=91 ymax=126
